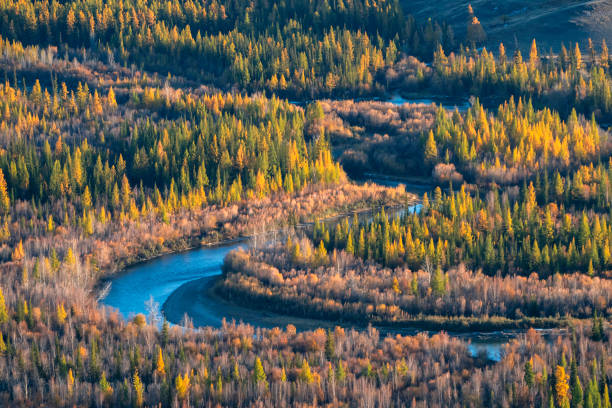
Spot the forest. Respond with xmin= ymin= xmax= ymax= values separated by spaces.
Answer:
xmin=0 ymin=0 xmax=609 ymax=406
xmin=220 ymin=91 xmax=612 ymax=326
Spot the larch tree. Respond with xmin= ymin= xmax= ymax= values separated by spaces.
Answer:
xmin=555 ymin=365 xmax=570 ymax=408
xmin=252 ymin=357 xmax=268 ymax=388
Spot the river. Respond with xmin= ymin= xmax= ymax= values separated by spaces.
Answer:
xmin=102 ymin=240 xmax=518 ymax=361
xmin=290 ymin=94 xmax=472 ymax=112
xmin=101 ymin=197 xmax=527 ymax=362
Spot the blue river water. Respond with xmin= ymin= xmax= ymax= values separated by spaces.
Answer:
xmin=102 ymin=234 xmax=510 ymax=361
xmin=102 ymin=243 xmax=243 ymax=320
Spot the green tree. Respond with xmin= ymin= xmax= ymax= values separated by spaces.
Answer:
xmin=335 ymin=360 xmax=346 ymax=382
xmin=411 ymin=275 xmax=419 ymax=296
xmin=524 ymin=359 xmax=535 ymax=388
xmin=253 ymin=357 xmax=268 ymax=388
xmin=345 ymin=233 xmax=354 ymax=255
xmin=300 ymin=359 xmax=314 ymax=383
xmin=132 ymin=370 xmax=144 ymax=407
xmin=0 ymin=288 xmax=8 ymax=324
xmin=570 ymin=359 xmax=583 ymax=408
xmin=325 ymin=329 xmax=336 ymax=360
xmin=424 ymin=130 xmax=438 ymax=163
xmin=0 ymin=169 xmax=10 ymax=214
xmin=431 ymin=266 xmax=446 ymax=296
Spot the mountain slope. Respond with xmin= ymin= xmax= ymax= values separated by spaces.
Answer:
xmin=404 ymin=0 xmax=611 ymax=52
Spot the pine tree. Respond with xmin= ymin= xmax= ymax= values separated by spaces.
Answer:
xmin=133 ymin=370 xmax=144 ymax=407
xmin=232 ymin=360 xmax=240 ymax=381
xmin=570 ymin=359 xmax=583 ymax=408
xmin=291 ymin=242 xmax=301 ymax=263
xmin=21 ymin=264 xmax=28 ymax=286
xmin=47 ymin=215 xmax=54 ymax=232
xmin=175 ymin=372 xmax=190 ymax=400
xmin=253 ymin=357 xmax=268 ymax=388
xmin=64 ymin=248 xmax=76 ymax=267
xmin=335 ymin=360 xmax=346 ymax=382
xmin=345 ymin=233 xmax=354 ymax=255
xmin=0 ymin=288 xmax=8 ymax=324
xmin=300 ymin=359 xmax=314 ymax=384
xmin=12 ymin=240 xmax=24 ymax=261
xmin=99 ymin=371 xmax=113 ymax=397
xmin=555 ymin=365 xmax=570 ymax=408
xmin=411 ymin=274 xmax=419 ymax=296
xmin=155 ymin=347 xmax=165 ymax=376
xmin=161 ymin=319 xmax=169 ymax=347
xmin=392 ymin=277 xmax=402 ymax=295
xmin=315 ymin=240 xmax=328 ymax=265
xmin=56 ymin=303 xmax=67 ymax=324
xmin=358 ymin=229 xmax=366 ymax=258
xmin=591 ymin=311 xmax=604 ymax=341
xmin=466 ymin=14 xmax=486 ymax=44
xmin=529 ymin=39 xmax=539 ymax=69
xmin=574 ymin=43 xmax=583 ymax=70
xmin=524 ymin=358 xmax=535 ymax=388
xmin=499 ymin=43 xmax=507 ymax=66
xmin=0 ymin=332 xmax=6 ymax=355
xmin=82 ymin=186 xmax=92 ymax=209
xmin=107 ymin=87 xmax=117 ymax=108
xmin=431 ymin=266 xmax=446 ymax=296
xmin=0 ymin=169 xmax=10 ymax=214
xmin=325 ymin=329 xmax=336 ymax=360
xmin=67 ymin=368 xmax=75 ymax=395
xmin=424 ymin=130 xmax=438 ymax=163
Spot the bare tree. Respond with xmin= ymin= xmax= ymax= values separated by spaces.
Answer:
xmin=145 ymin=295 xmax=161 ymax=327
xmin=422 ymin=256 xmax=434 ymax=284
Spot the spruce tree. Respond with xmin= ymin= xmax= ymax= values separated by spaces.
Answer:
xmin=524 ymin=359 xmax=535 ymax=388
xmin=253 ymin=357 xmax=268 ymax=388
xmin=325 ymin=329 xmax=336 ymax=361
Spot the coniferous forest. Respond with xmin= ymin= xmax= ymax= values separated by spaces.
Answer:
xmin=0 ymin=0 xmax=610 ymax=406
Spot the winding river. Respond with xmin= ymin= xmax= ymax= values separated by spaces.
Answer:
xmin=101 ymin=238 xmax=520 ymax=361
xmin=101 ymin=196 xmax=527 ymax=362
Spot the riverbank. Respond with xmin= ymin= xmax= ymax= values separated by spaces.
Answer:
xmin=161 ymin=273 xmax=567 ymax=362
xmin=96 ymin=181 xmax=416 ymax=293
xmin=214 ymin=274 xmax=574 ymax=333
xmin=162 ymin=275 xmax=344 ymax=331
xmin=164 ymin=273 xmax=572 ymax=334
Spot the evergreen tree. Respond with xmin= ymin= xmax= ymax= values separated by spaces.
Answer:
xmin=524 ymin=358 xmax=535 ymax=388
xmin=570 ymin=359 xmax=583 ymax=408
xmin=431 ymin=266 xmax=446 ymax=296
xmin=253 ymin=357 xmax=268 ymax=388
xmin=325 ymin=329 xmax=336 ymax=361
xmin=0 ymin=169 xmax=10 ymax=214
xmin=0 ymin=288 xmax=8 ymax=324
xmin=300 ymin=359 xmax=314 ymax=384
xmin=424 ymin=130 xmax=438 ymax=163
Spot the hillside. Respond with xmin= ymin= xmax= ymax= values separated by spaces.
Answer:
xmin=403 ymin=0 xmax=612 ymax=52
